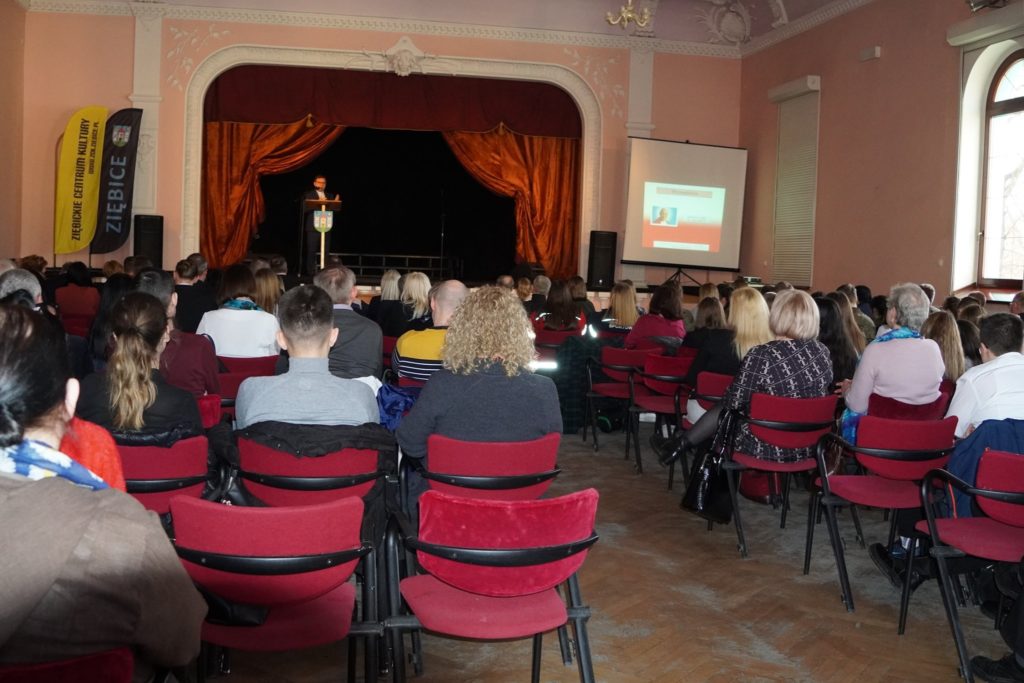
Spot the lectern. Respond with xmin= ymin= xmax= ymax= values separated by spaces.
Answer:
xmin=302 ymin=198 xmax=341 ymax=273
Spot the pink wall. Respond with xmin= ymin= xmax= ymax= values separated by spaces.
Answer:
xmin=19 ymin=12 xmax=133 ymax=263
xmin=739 ymin=0 xmax=971 ymax=297
xmin=0 ymin=0 xmax=26 ymax=258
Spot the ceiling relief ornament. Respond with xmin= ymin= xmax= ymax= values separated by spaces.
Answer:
xmin=697 ymin=0 xmax=752 ymax=45
xmin=563 ymin=48 xmax=626 ymax=119
xmin=384 ymin=36 xmax=424 ymax=77
xmin=768 ymin=0 xmax=790 ymax=29
xmin=165 ymin=23 xmax=229 ymax=90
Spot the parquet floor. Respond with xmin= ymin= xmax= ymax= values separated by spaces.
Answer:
xmin=227 ymin=425 xmax=1005 ymax=682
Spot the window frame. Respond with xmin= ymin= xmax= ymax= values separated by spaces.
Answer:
xmin=978 ymin=49 xmax=1024 ymax=288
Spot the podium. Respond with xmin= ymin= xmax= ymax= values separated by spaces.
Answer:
xmin=302 ymin=198 xmax=341 ymax=273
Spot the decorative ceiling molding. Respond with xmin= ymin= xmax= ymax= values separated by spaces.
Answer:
xmin=179 ymin=42 xmax=605 ymax=272
xmin=15 ymin=0 xmax=32 ymax=9
xmin=741 ymin=0 xmax=876 ymax=56
xmin=25 ymin=0 xmax=741 ymax=58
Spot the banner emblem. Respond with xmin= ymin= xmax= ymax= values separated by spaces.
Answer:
xmin=111 ymin=125 xmax=132 ymax=147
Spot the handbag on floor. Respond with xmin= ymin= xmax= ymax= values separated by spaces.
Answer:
xmin=680 ymin=408 xmax=736 ymax=524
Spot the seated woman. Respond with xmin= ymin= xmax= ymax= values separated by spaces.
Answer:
xmin=196 ymin=264 xmax=279 ymax=358
xmin=85 ymin=272 xmax=132 ymax=372
xmin=589 ymin=281 xmax=640 ymax=334
xmin=922 ymin=310 xmax=965 ymax=383
xmin=54 ymin=260 xmax=100 ymax=336
xmin=379 ymin=271 xmax=432 ymax=337
xmin=568 ymin=275 xmax=596 ymax=319
xmin=0 ymin=304 xmax=205 ymax=675
xmin=367 ymin=269 xmax=400 ymax=323
xmin=532 ymin=280 xmax=585 ymax=333
xmin=681 ymin=296 xmax=727 ymax=350
xmin=663 ymin=289 xmax=832 ymax=465
xmin=77 ymin=292 xmax=203 ymax=443
xmin=253 ymin=267 xmax=282 ymax=314
xmin=815 ymin=296 xmax=859 ymax=388
xmin=396 ymin=286 xmax=562 ymax=500
xmin=625 ymin=282 xmax=686 ymax=350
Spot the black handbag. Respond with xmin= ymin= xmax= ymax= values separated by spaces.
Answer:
xmin=679 ymin=409 xmax=736 ymax=524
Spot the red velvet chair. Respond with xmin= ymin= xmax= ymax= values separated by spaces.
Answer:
xmin=382 ymin=336 xmax=398 ymax=372
xmin=216 ymin=355 xmax=278 ymax=416
xmin=55 ymin=283 xmax=100 ymax=338
xmin=807 ymin=415 xmax=957 ymax=632
xmin=583 ymin=346 xmax=655 ymax=453
xmin=628 ymin=354 xmax=694 ymax=476
xmin=171 ymin=496 xmax=378 ymax=683
xmin=917 ymin=450 xmax=1024 ymax=682
xmin=422 ymin=433 xmax=561 ymax=501
xmin=385 ymin=489 xmax=600 ymax=683
xmin=0 ymin=648 xmax=132 ymax=683
xmin=867 ymin=390 xmax=952 ymax=421
xmin=237 ymin=437 xmax=382 ymax=507
xmin=723 ymin=394 xmax=838 ymax=557
xmin=118 ymin=436 xmax=209 ymax=514
xmin=534 ymin=328 xmax=580 ymax=363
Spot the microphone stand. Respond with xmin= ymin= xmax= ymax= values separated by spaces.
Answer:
xmin=438 ymin=188 xmax=446 ymax=280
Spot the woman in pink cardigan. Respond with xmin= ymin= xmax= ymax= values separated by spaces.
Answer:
xmin=624 ymin=283 xmax=686 ymax=350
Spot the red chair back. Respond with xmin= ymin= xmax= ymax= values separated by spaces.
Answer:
xmin=119 ymin=436 xmax=209 ymax=514
xmin=677 ymin=346 xmax=699 ymax=360
xmin=748 ymin=394 xmax=837 ymax=450
xmin=976 ymin=450 xmax=1024 ymax=527
xmin=599 ymin=347 xmax=654 ymax=383
xmin=382 ymin=336 xmax=398 ymax=369
xmin=238 ymin=437 xmax=379 ymax=506
xmin=426 ymin=433 xmax=560 ymax=500
xmin=217 ymin=355 xmax=279 ymax=375
xmin=416 ymin=488 xmax=598 ymax=597
xmin=197 ymin=394 xmax=222 ymax=428
xmin=694 ymin=372 xmax=734 ymax=410
xmin=641 ymin=355 xmax=693 ymax=396
xmin=398 ymin=376 xmax=426 ymax=389
xmin=855 ymin=415 xmax=957 ymax=480
xmin=171 ymin=495 xmax=364 ymax=606
xmin=0 ymin=648 xmax=133 ymax=683
xmin=867 ymin=392 xmax=950 ymax=421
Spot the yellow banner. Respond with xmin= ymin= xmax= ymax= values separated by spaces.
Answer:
xmin=54 ymin=105 xmax=108 ymax=254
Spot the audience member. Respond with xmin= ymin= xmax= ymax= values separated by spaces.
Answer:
xmin=569 ymin=275 xmax=596 ymax=318
xmin=942 ymin=295 xmax=962 ymax=318
xmin=1011 ymin=291 xmax=1024 ymax=321
xmin=379 ymin=271 xmax=432 ymax=337
xmin=173 ymin=257 xmax=217 ymax=333
xmin=393 ymin=280 xmax=469 ymax=382
xmin=625 ymin=282 xmax=686 ymax=350
xmin=945 ymin=313 xmax=1024 ymax=438
xmin=249 ymin=257 xmax=270 ymax=274
xmin=134 ymin=269 xmax=219 ymax=398
xmin=0 ymin=304 xmax=206 ymax=675
xmin=959 ymin=318 xmax=983 ymax=369
xmin=85 ymin=272 xmax=133 ymax=371
xmin=966 ymin=290 xmax=987 ymax=306
xmin=54 ymin=261 xmax=100 ymax=329
xmin=920 ymin=282 xmax=937 ymax=308
xmin=816 ymin=296 xmax=859 ymax=386
xmin=682 ymin=297 xmax=727 ymax=345
xmin=123 ymin=255 xmax=153 ymax=277
xmin=589 ymin=281 xmax=639 ymax=334
xmin=515 ymin=277 xmax=533 ymax=304
xmin=253 ymin=267 xmax=282 ymax=314
xmin=855 ymin=284 xmax=873 ymax=317
xmin=495 ymin=274 xmax=514 ymax=289
xmin=826 ymin=291 xmax=867 ymax=353
xmin=527 ymin=274 xmax=551 ymax=314
xmin=921 ymin=310 xmax=965 ymax=383
xmin=186 ymin=252 xmax=210 ymax=283
xmin=234 ymin=286 xmax=379 ymax=429
xmin=77 ymin=292 xmax=203 ymax=441
xmin=196 ymin=264 xmax=279 ymax=358
xmin=314 ymin=266 xmax=384 ymax=379
xmin=533 ymin=280 xmax=585 ymax=332
xmin=959 ymin=302 xmax=987 ymax=327
xmin=837 ymin=283 xmax=876 ymax=342
xmin=396 ymin=286 xmax=561 ymax=499
xmin=101 ymin=259 xmax=123 ymax=279
xmin=367 ymin=269 xmax=400 ymax=322
xmin=697 ymin=282 xmax=719 ymax=302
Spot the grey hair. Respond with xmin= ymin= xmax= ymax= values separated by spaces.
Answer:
xmin=889 ymin=282 xmax=930 ymax=332
xmin=533 ymin=275 xmax=551 ymax=295
xmin=0 ymin=258 xmax=17 ymax=275
xmin=186 ymin=252 xmax=208 ymax=275
xmin=0 ymin=269 xmax=42 ymax=301
xmin=314 ymin=266 xmax=356 ymax=304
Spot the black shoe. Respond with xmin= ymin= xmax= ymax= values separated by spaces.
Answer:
xmin=649 ymin=431 xmax=670 ymax=454
xmin=971 ymin=654 xmax=1024 ymax=683
xmin=658 ymin=434 xmax=689 ymax=467
xmin=869 ymin=543 xmax=903 ymax=590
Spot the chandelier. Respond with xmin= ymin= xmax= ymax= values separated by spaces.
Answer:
xmin=606 ymin=0 xmax=652 ymax=31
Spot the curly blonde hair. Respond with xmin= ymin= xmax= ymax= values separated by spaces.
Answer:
xmin=443 ymin=286 xmax=536 ymax=377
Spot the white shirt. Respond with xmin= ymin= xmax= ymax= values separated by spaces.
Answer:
xmin=196 ymin=308 xmax=279 ymax=358
xmin=945 ymin=351 xmax=1024 ymax=438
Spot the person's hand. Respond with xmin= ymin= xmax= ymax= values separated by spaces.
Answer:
xmin=837 ymin=378 xmax=853 ymax=396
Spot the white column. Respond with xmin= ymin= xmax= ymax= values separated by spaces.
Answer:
xmin=621 ymin=43 xmax=655 ymax=284
xmin=129 ymin=1 xmax=165 ymax=219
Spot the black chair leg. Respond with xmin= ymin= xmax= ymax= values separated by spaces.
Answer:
xmin=803 ymin=490 xmax=818 ymax=575
xmin=623 ymin=407 xmax=633 ymax=461
xmin=850 ymin=504 xmax=866 ymax=548
xmin=633 ymin=411 xmax=644 ymax=474
xmin=347 ymin=638 xmax=357 ymax=683
xmin=586 ymin=397 xmax=600 ymax=452
xmin=887 ymin=509 xmax=900 ymax=549
xmin=934 ymin=553 xmax=974 ymax=682
xmin=725 ymin=466 xmax=747 ymax=558
xmin=780 ymin=474 xmax=792 ymax=529
xmin=567 ymin=576 xmax=595 ymax=683
xmin=531 ymin=633 xmax=543 ymax=683
xmin=898 ymin=537 xmax=918 ymax=635
xmin=822 ymin=496 xmax=855 ymax=612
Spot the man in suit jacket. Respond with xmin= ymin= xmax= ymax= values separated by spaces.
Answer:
xmin=304 ymin=175 xmax=340 ymax=275
xmin=313 ymin=265 xmax=383 ymax=379
xmin=173 ymin=258 xmax=218 ymax=334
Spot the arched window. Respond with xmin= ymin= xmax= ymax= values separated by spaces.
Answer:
xmin=979 ymin=50 xmax=1024 ymax=287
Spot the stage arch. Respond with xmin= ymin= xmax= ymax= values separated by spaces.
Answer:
xmin=180 ymin=40 xmax=603 ymax=276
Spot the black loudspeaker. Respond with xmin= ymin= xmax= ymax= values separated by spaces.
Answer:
xmin=133 ymin=215 xmax=163 ymax=269
xmin=586 ymin=231 xmax=617 ymax=290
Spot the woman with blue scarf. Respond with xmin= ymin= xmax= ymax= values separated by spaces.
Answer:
xmin=839 ymin=282 xmax=945 ymax=442
xmin=196 ymin=263 xmax=279 ymax=357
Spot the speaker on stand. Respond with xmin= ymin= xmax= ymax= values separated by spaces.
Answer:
xmin=586 ymin=230 xmax=617 ymax=290
xmin=133 ymin=215 xmax=164 ymax=269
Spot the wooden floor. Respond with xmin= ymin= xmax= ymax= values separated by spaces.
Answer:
xmin=226 ymin=425 xmax=1005 ymax=682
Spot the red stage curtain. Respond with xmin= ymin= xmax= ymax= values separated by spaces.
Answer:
xmin=201 ymin=120 xmax=344 ymax=268
xmin=444 ymin=125 xmax=580 ymax=280
xmin=205 ymin=66 xmax=581 ymax=138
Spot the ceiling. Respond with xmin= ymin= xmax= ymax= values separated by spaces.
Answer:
xmin=145 ymin=0 xmax=861 ymax=46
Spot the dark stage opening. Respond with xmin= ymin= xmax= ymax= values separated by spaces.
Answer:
xmin=254 ymin=128 xmax=517 ymax=282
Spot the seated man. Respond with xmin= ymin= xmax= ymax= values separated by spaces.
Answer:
xmin=1011 ymin=291 xmax=1024 ymax=322
xmin=134 ymin=269 xmax=220 ymax=398
xmin=393 ymin=280 xmax=468 ymax=383
xmin=235 ymin=285 xmax=380 ymax=428
xmin=173 ymin=257 xmax=217 ymax=333
xmin=314 ymin=265 xmax=383 ymax=379
xmin=946 ymin=313 xmax=1024 ymax=438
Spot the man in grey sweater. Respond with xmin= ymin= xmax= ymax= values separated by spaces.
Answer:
xmin=235 ymin=285 xmax=379 ymax=429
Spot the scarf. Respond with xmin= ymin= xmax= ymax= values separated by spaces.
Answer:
xmin=0 ymin=439 xmax=108 ymax=490
xmin=222 ymin=298 xmax=263 ymax=312
xmin=841 ymin=326 xmax=921 ymax=442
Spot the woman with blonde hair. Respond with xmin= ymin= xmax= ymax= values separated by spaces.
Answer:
xmin=367 ymin=269 xmax=400 ymax=322
xmin=591 ymin=281 xmax=640 ymax=335
xmin=253 ymin=267 xmax=282 ymax=314
xmin=76 ymin=292 xmax=201 ymax=440
xmin=396 ymin=286 xmax=562 ymax=500
xmin=380 ymin=271 xmax=432 ymax=336
xmin=730 ymin=286 xmax=773 ymax=360
xmin=697 ymin=282 xmax=719 ymax=302
xmin=921 ymin=310 xmax=965 ymax=383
